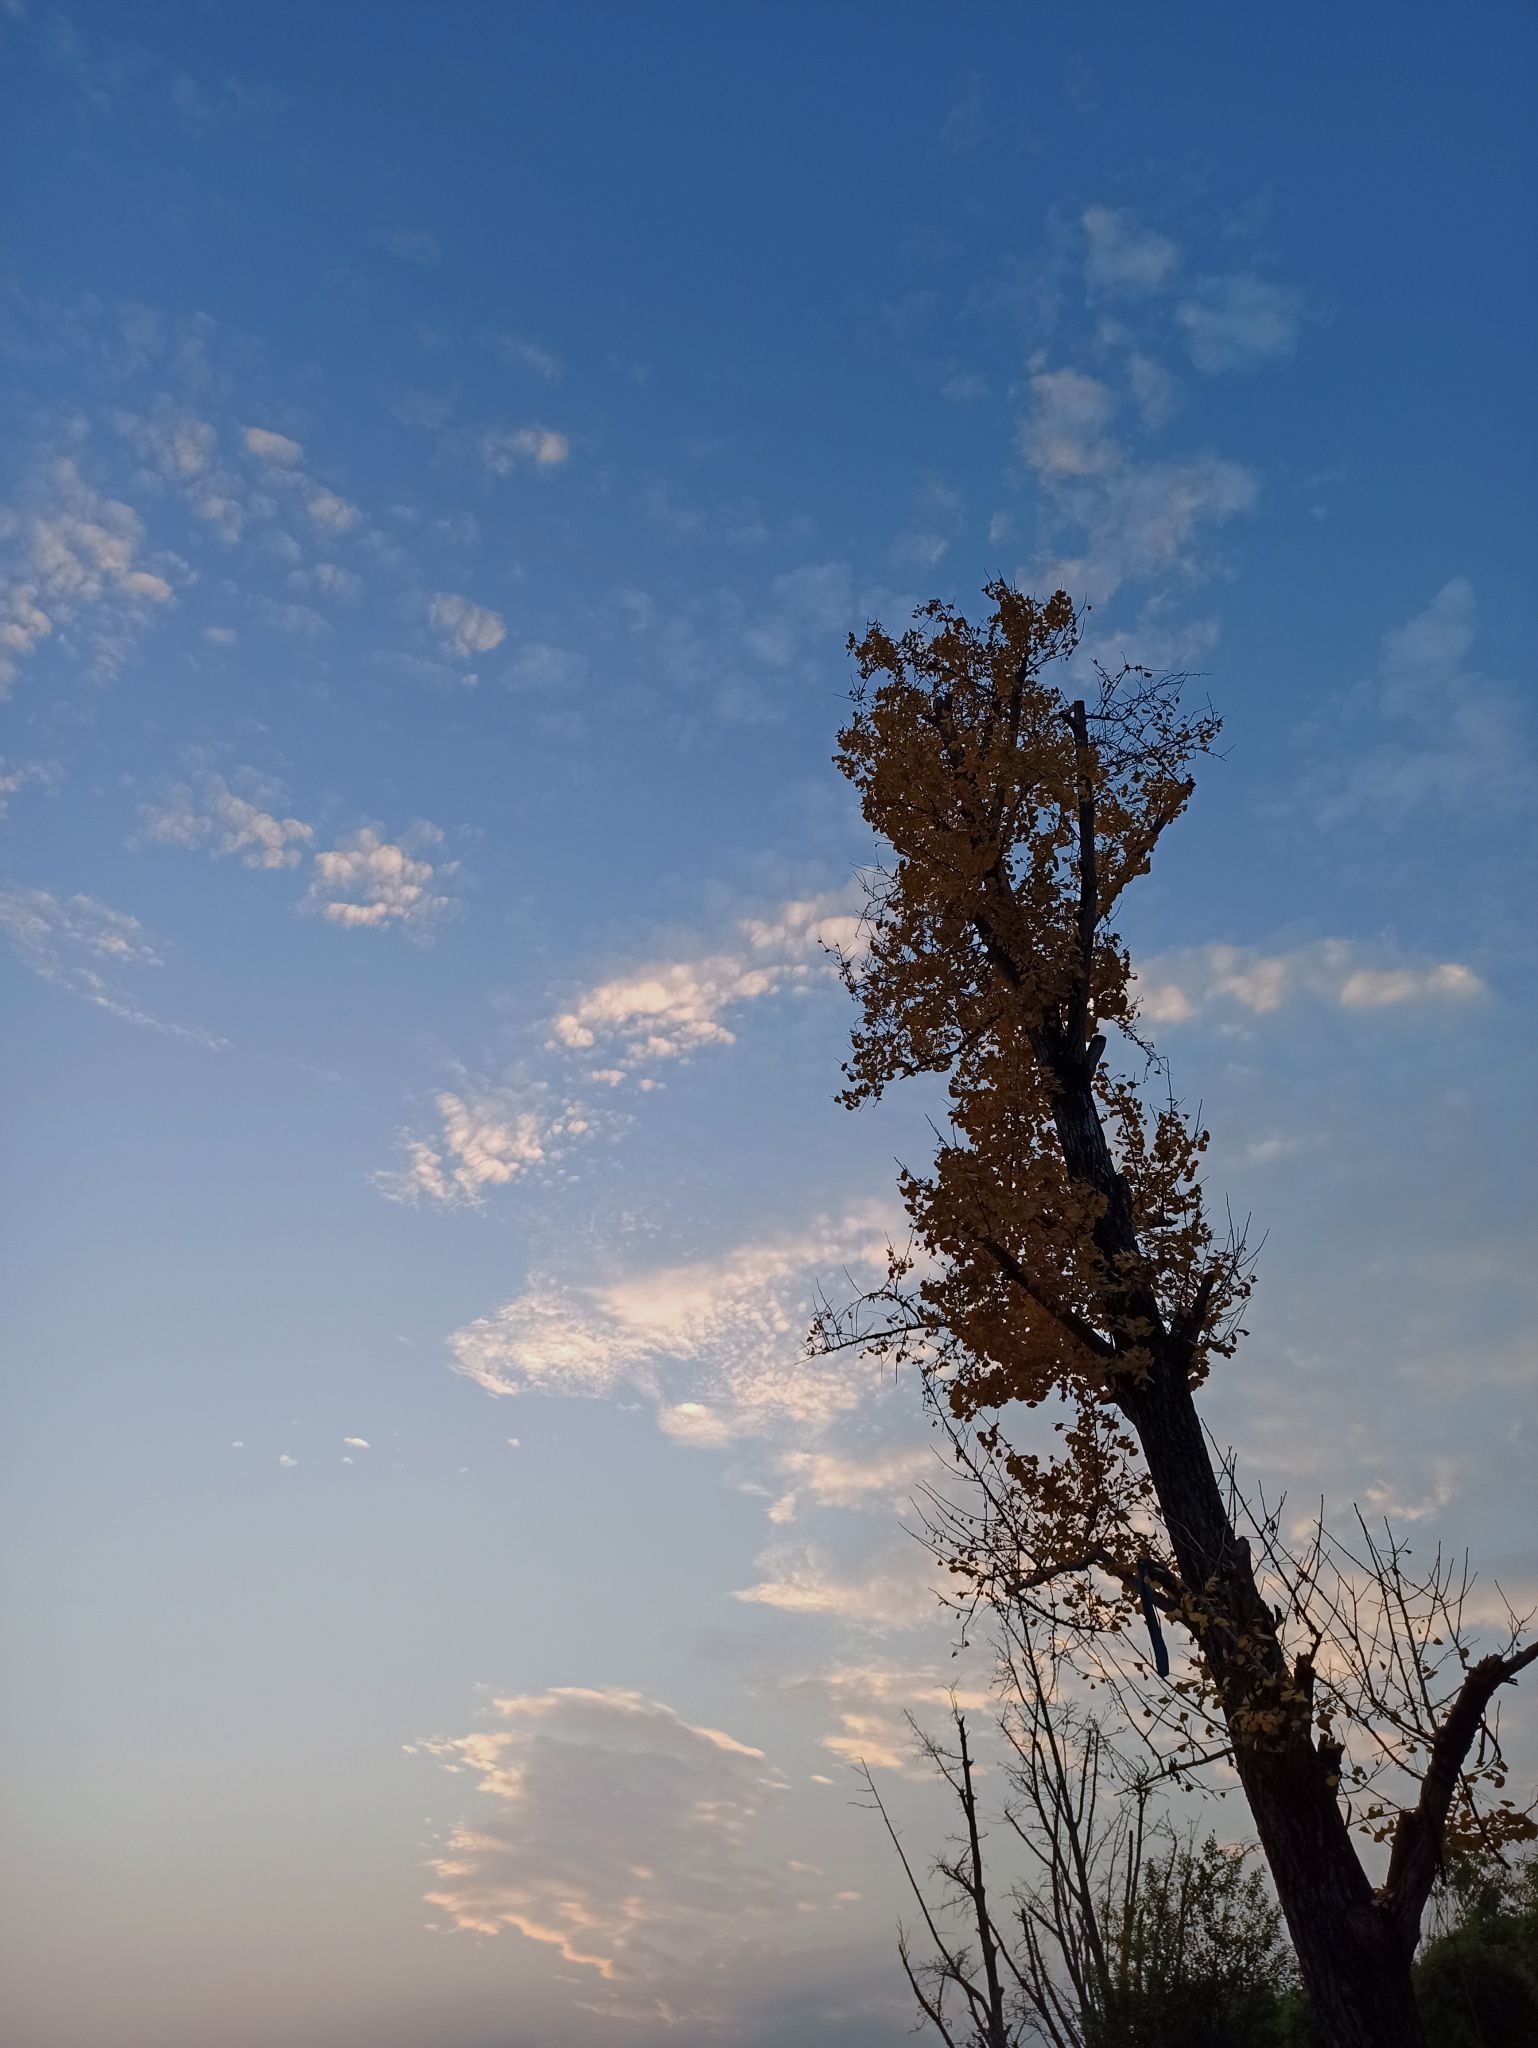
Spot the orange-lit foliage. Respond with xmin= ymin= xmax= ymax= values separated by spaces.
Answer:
xmin=831 ymin=581 xmax=1245 ymax=1605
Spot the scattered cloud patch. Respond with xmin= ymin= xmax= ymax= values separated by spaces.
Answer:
xmin=549 ymin=894 xmax=863 ymax=1074
xmin=295 ymin=561 xmax=363 ymax=602
xmin=1127 ymin=350 xmax=1179 ymax=431
xmin=1021 ymin=367 xmax=1119 ymax=477
xmin=1360 ymin=1461 xmax=1460 ymax=1526
xmin=1082 ymin=205 xmax=1178 ymax=295
xmin=1133 ymin=938 xmax=1485 ymax=1025
xmin=490 ymin=333 xmax=563 ymax=381
xmin=507 ymin=640 xmax=585 ymax=690
xmin=479 ymin=426 xmax=570 ymax=474
xmin=429 ymin=589 xmax=506 ymax=658
xmin=242 ymin=425 xmax=304 ymax=467
xmin=448 ymin=1206 xmax=898 ymax=1447
xmin=769 ymin=1444 xmax=938 ymax=1523
xmin=940 ymin=370 xmax=990 ymax=404
xmin=0 ymin=885 xmax=225 ymax=1046
xmin=114 ymin=403 xmax=247 ymax=540
xmin=410 ymin=1686 xmax=806 ymax=2021
xmin=304 ymin=487 xmax=359 ymax=534
xmin=770 ymin=1661 xmax=992 ymax=1776
xmin=1018 ymin=366 xmax=1256 ymax=604
xmin=642 ymin=483 xmax=790 ymax=550
xmin=0 ymin=456 xmax=177 ymax=691
xmin=1176 ymin=273 xmax=1306 ymax=373
xmin=1241 ymin=1133 xmax=1310 ymax=1166
xmin=138 ymin=770 xmax=313 ymax=869
xmin=302 ymin=823 xmax=458 ymax=937
xmin=733 ymin=1541 xmax=939 ymax=1631
xmin=0 ymin=755 xmax=57 ymax=823
xmin=376 ymin=1086 xmax=593 ymax=1207
xmin=250 ymin=597 xmax=328 ymax=637
xmin=890 ymin=477 xmax=964 ymax=571
xmin=1306 ymin=580 xmax=1535 ymax=824
xmin=136 ymin=770 xmax=456 ymax=939
xmin=641 ymin=558 xmax=860 ymax=723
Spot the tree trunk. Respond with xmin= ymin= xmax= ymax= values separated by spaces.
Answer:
xmin=1130 ymin=1370 xmax=1429 ymax=2046
xmin=1047 ymin=1059 xmax=1430 ymax=2047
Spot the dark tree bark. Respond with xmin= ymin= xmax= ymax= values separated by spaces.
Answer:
xmin=994 ymin=709 xmax=1538 ymax=2045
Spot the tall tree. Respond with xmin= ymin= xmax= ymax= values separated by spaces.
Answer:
xmin=822 ymin=583 xmax=1536 ymax=2048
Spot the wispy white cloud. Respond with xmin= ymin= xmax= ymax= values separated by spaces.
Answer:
xmin=242 ymin=424 xmax=304 ymax=467
xmin=769 ymin=1661 xmax=993 ymax=1775
xmin=1082 ymin=205 xmax=1178 ymax=295
xmin=1176 ymin=273 xmax=1306 ymax=373
xmin=250 ymin=596 xmax=328 ymax=637
xmin=624 ymin=556 xmax=860 ymax=724
xmin=0 ymin=885 xmax=226 ymax=1046
xmin=641 ymin=482 xmax=800 ymax=551
xmin=1305 ymin=580 xmax=1534 ymax=824
xmin=291 ymin=561 xmax=362 ymax=603
xmin=377 ymin=892 xmax=865 ymax=1215
xmin=234 ymin=423 xmax=371 ymax=559
xmin=410 ymin=1685 xmax=814 ymax=2023
xmin=890 ymin=476 xmax=964 ymax=571
xmin=139 ymin=770 xmax=459 ymax=939
xmin=1360 ymin=1459 xmax=1460 ymax=1527
xmin=940 ymin=370 xmax=991 ymax=404
xmin=733 ymin=1540 xmax=939 ymax=1630
xmin=507 ymin=640 xmax=585 ymax=690
xmin=1126 ymin=349 xmax=1179 ymax=431
xmin=0 ymin=456 xmax=178 ymax=692
xmin=304 ymin=486 xmax=359 ymax=534
xmin=0 ymin=755 xmax=58 ymax=823
xmin=114 ymin=403 xmax=248 ymax=541
xmin=1007 ymin=215 xmax=1309 ymax=608
xmin=479 ymin=425 xmax=570 ymax=474
xmin=376 ymin=1086 xmax=594 ymax=1207
xmin=1020 ymin=366 xmax=1119 ymax=477
xmin=489 ymin=333 xmax=564 ymax=381
xmin=428 ymin=589 xmax=506 ymax=658
xmin=138 ymin=770 xmax=313 ymax=869
xmin=768 ymin=1445 xmax=938 ymax=1524
xmin=549 ymin=894 xmax=862 ymax=1073
xmin=448 ymin=1205 xmax=898 ymax=1447
xmin=1133 ymin=938 xmax=1485 ymax=1025
xmin=301 ymin=822 xmax=457 ymax=937
xmin=1018 ymin=364 xmax=1257 ymax=604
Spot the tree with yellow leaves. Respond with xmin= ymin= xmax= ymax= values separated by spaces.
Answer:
xmin=821 ymin=582 xmax=1535 ymax=2048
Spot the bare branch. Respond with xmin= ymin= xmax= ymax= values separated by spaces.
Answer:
xmin=1383 ymin=1639 xmax=1538 ymax=1940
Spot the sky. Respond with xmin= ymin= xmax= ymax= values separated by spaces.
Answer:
xmin=1 ymin=4 xmax=1536 ymax=2044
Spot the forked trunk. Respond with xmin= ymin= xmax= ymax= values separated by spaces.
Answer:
xmin=1236 ymin=1747 xmax=1425 ymax=2048
xmin=1127 ymin=1363 xmax=1429 ymax=2047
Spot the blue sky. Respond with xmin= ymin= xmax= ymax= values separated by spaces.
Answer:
xmin=2 ymin=5 xmax=1535 ymax=2044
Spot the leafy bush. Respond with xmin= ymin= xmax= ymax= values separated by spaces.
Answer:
xmin=1084 ymin=1833 xmax=1299 ymax=2048
xmin=1415 ymin=1852 xmax=1538 ymax=2048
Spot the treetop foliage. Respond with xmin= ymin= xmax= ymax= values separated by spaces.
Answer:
xmin=831 ymin=581 xmax=1248 ymax=1611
